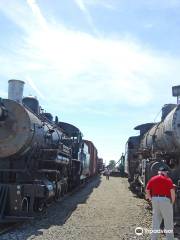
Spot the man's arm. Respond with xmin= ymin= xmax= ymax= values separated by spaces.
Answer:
xmin=145 ymin=179 xmax=152 ymax=201
xmin=170 ymin=188 xmax=175 ymax=204
xmin=145 ymin=189 xmax=152 ymax=201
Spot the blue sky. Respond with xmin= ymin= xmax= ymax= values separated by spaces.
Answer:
xmin=0 ymin=0 xmax=180 ymax=163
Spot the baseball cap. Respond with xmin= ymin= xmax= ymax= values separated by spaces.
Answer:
xmin=158 ymin=166 xmax=169 ymax=172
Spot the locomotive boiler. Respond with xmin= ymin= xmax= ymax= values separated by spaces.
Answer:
xmin=125 ymin=86 xmax=180 ymax=221
xmin=0 ymin=80 xmax=93 ymax=222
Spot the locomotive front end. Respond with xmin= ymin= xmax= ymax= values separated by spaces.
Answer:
xmin=0 ymin=99 xmax=34 ymax=159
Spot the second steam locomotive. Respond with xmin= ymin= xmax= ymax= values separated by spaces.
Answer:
xmin=0 ymin=80 xmax=100 ymax=222
xmin=125 ymin=86 xmax=180 ymax=221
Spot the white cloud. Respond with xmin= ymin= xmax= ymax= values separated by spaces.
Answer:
xmin=26 ymin=76 xmax=45 ymax=100
xmin=84 ymin=0 xmax=117 ymax=10
xmin=74 ymin=0 xmax=87 ymax=12
xmin=1 ymin=0 xmax=180 ymax=161
xmin=26 ymin=0 xmax=47 ymax=29
xmin=73 ymin=0 xmax=100 ymax=36
xmin=0 ymin=90 xmax=8 ymax=98
xmin=0 ymin=0 xmax=180 ymax=110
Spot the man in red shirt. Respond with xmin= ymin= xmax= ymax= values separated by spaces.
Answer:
xmin=146 ymin=166 xmax=175 ymax=240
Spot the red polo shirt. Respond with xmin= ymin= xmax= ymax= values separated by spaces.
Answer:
xmin=146 ymin=174 xmax=174 ymax=198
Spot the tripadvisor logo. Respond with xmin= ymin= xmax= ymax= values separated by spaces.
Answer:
xmin=135 ymin=227 xmax=143 ymax=236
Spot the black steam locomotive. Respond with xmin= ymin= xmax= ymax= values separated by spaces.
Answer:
xmin=125 ymin=86 xmax=180 ymax=221
xmin=0 ymin=80 xmax=97 ymax=222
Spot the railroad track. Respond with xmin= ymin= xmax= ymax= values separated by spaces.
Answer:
xmin=0 ymin=177 xmax=95 ymax=236
xmin=0 ymin=223 xmax=20 ymax=235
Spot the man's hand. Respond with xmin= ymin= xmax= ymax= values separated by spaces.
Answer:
xmin=170 ymin=188 xmax=175 ymax=204
xmin=145 ymin=190 xmax=152 ymax=201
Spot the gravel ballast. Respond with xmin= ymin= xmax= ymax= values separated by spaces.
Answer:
xmin=1 ymin=176 xmax=157 ymax=240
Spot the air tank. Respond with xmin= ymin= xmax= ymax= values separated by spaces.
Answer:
xmin=8 ymin=79 xmax=25 ymax=103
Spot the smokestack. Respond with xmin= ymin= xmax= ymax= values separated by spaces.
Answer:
xmin=8 ymin=79 xmax=25 ymax=103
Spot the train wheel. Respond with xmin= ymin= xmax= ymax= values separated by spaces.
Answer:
xmin=22 ymin=197 xmax=29 ymax=213
xmin=34 ymin=198 xmax=46 ymax=213
xmin=137 ymin=191 xmax=144 ymax=198
xmin=38 ymin=202 xmax=46 ymax=212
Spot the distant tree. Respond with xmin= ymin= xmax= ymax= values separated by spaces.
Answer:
xmin=108 ymin=160 xmax=116 ymax=170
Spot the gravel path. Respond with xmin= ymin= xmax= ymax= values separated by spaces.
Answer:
xmin=1 ymin=176 xmax=156 ymax=240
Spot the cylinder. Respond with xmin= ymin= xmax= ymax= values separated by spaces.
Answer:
xmin=8 ymin=79 xmax=25 ymax=103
